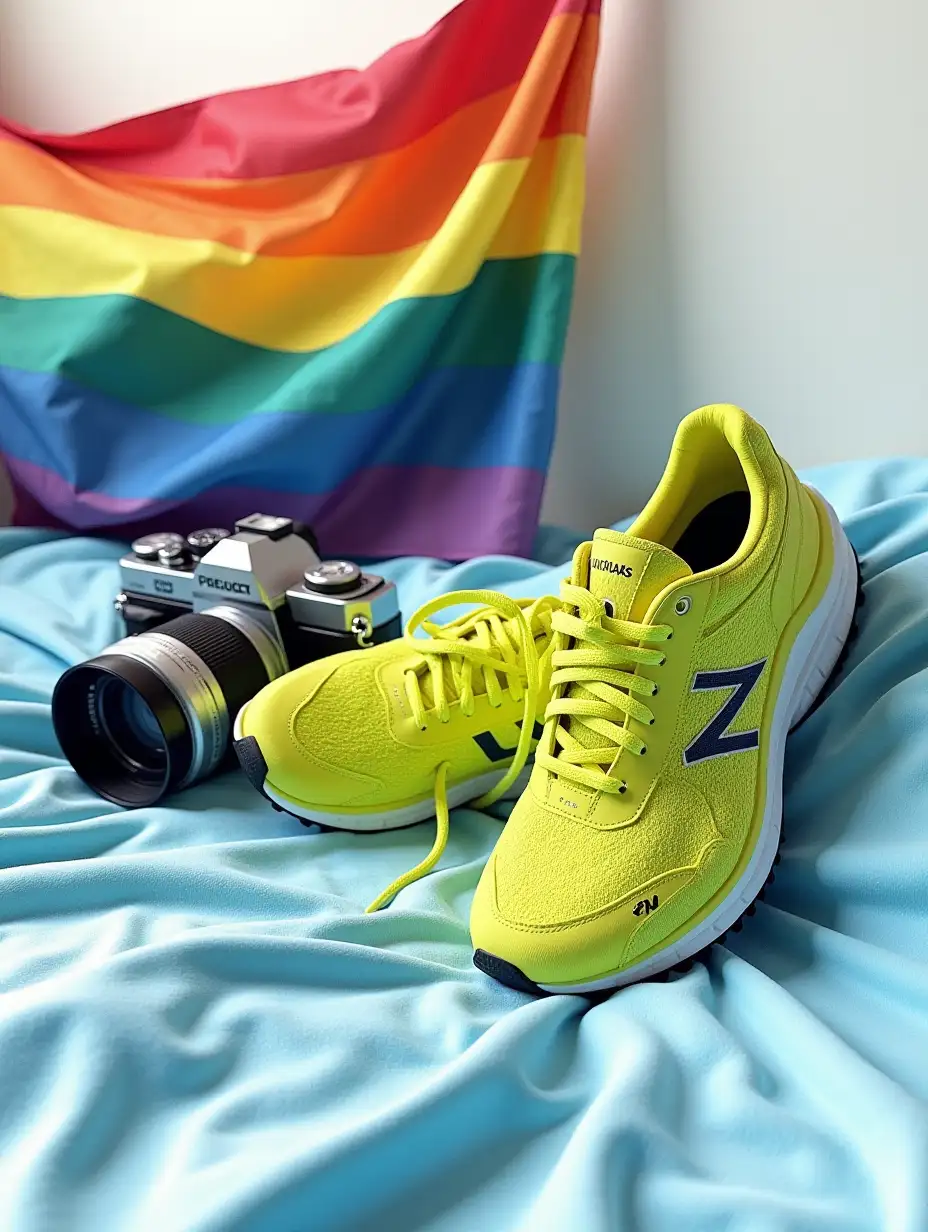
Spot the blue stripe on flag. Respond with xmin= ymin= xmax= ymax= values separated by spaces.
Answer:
xmin=0 ymin=363 xmax=557 ymax=499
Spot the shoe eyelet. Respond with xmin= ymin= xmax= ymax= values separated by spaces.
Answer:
xmin=619 ymin=781 xmax=627 ymax=794
xmin=674 ymin=595 xmax=692 ymax=616
xmin=651 ymin=685 xmax=659 ymax=696
xmin=603 ymin=598 xmax=616 ymax=618
xmin=659 ymin=656 xmax=667 ymax=667
xmin=639 ymin=745 xmax=648 ymax=756
xmin=647 ymin=717 xmax=654 ymax=726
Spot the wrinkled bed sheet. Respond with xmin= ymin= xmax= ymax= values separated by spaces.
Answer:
xmin=1 ymin=460 xmax=927 ymax=1232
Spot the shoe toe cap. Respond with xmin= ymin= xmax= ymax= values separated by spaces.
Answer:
xmin=470 ymin=855 xmax=663 ymax=992
xmin=470 ymin=856 xmax=635 ymax=990
xmin=470 ymin=797 xmax=704 ymax=990
xmin=236 ymin=654 xmax=386 ymax=809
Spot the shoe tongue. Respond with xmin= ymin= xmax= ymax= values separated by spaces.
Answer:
xmin=586 ymin=528 xmax=691 ymax=621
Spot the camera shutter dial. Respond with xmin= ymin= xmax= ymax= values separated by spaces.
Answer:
xmin=303 ymin=561 xmax=362 ymax=594
xmin=186 ymin=527 xmax=231 ymax=556
xmin=132 ymin=532 xmax=186 ymax=562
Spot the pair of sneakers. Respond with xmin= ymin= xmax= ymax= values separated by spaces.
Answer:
xmin=233 ymin=406 xmax=861 ymax=995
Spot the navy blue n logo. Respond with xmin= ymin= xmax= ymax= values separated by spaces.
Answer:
xmin=474 ymin=720 xmax=544 ymax=763
xmin=683 ymin=659 xmax=767 ymax=766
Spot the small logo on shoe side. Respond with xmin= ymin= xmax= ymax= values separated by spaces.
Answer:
xmin=683 ymin=659 xmax=767 ymax=765
xmin=591 ymin=558 xmax=633 ymax=578
xmin=473 ymin=719 xmax=544 ymax=763
xmin=632 ymin=896 xmax=659 ymax=916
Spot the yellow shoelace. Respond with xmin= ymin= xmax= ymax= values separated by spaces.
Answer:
xmin=366 ymin=590 xmax=557 ymax=912
xmin=536 ymin=579 xmax=672 ymax=792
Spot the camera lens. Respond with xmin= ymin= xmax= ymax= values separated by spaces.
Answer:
xmin=52 ymin=608 xmax=286 ymax=807
xmin=53 ymin=658 xmax=183 ymax=805
xmin=98 ymin=676 xmax=166 ymax=768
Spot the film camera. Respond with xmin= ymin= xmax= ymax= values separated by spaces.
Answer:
xmin=52 ymin=514 xmax=401 ymax=806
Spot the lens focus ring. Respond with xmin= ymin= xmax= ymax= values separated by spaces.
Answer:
xmin=153 ymin=613 xmax=274 ymax=782
xmin=158 ymin=611 xmax=264 ymax=676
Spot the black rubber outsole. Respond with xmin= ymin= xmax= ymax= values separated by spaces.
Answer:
xmin=475 ymin=550 xmax=866 ymax=998
xmin=233 ymin=734 xmax=330 ymax=828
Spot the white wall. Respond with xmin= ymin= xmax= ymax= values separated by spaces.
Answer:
xmin=543 ymin=0 xmax=680 ymax=529
xmin=2 ymin=1 xmax=927 ymax=534
xmin=664 ymin=0 xmax=928 ymax=482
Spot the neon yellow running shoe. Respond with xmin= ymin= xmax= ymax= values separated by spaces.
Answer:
xmin=233 ymin=591 xmax=560 ymax=910
xmin=470 ymin=405 xmax=861 ymax=994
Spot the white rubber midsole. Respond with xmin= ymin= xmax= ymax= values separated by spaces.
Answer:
xmin=538 ymin=491 xmax=859 ymax=994
xmin=265 ymin=766 xmax=532 ymax=831
xmin=232 ymin=703 xmax=533 ymax=832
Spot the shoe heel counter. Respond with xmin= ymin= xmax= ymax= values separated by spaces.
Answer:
xmin=786 ymin=462 xmax=830 ymax=614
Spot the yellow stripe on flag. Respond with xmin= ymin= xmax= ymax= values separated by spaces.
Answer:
xmin=0 ymin=137 xmax=584 ymax=353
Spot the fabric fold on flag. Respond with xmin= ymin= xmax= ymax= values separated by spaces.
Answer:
xmin=0 ymin=0 xmax=600 ymax=558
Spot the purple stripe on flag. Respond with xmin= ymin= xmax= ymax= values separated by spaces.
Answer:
xmin=7 ymin=457 xmax=546 ymax=561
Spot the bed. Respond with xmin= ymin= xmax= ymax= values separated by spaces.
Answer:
xmin=1 ymin=458 xmax=926 ymax=1232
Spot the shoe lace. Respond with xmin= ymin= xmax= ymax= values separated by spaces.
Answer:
xmin=535 ymin=579 xmax=672 ymax=792
xmin=366 ymin=589 xmax=558 ymax=912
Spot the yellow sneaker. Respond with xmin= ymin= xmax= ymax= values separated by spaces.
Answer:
xmin=471 ymin=405 xmax=861 ymax=994
xmin=233 ymin=590 xmax=559 ymax=910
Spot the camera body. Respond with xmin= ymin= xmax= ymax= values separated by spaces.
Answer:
xmin=115 ymin=513 xmax=401 ymax=660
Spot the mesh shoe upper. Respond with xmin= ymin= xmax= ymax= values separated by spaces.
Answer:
xmin=236 ymin=595 xmax=559 ymax=816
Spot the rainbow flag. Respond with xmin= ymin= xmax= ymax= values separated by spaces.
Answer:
xmin=0 ymin=0 xmax=599 ymax=559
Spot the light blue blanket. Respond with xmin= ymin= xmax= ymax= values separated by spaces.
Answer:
xmin=1 ymin=461 xmax=927 ymax=1232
